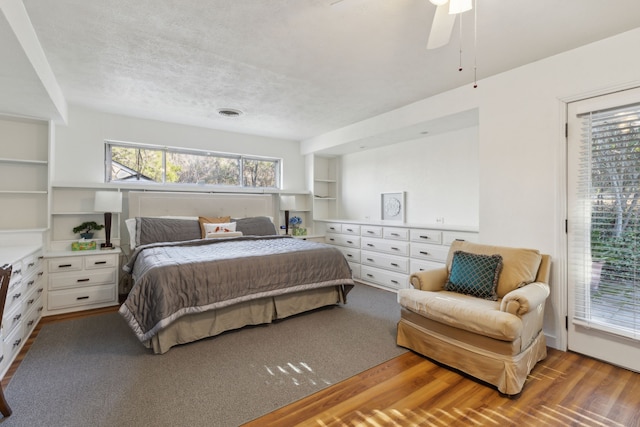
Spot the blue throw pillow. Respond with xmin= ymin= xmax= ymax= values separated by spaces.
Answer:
xmin=445 ymin=251 xmax=503 ymax=301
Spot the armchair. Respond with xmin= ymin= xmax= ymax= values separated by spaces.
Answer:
xmin=396 ymin=240 xmax=551 ymax=395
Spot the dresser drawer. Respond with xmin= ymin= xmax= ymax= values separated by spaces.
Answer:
xmin=361 ymin=250 xmax=409 ymax=274
xmin=383 ymin=227 xmax=409 ymax=241
xmin=48 ymin=269 xmax=116 ymax=291
xmin=336 ymin=247 xmax=361 ymax=263
xmin=49 ymin=257 xmax=83 ymax=272
xmin=410 ymin=229 xmax=443 ymax=244
xmin=24 ymin=299 xmax=44 ymax=334
xmin=361 ymin=225 xmax=382 ymax=238
xmin=341 ymin=224 xmax=361 ymax=235
xmin=442 ymin=231 xmax=479 ymax=245
xmin=325 ymin=234 xmax=361 ymax=249
xmin=361 ymin=238 xmax=409 ymax=256
xmin=3 ymin=322 xmax=24 ymax=364
xmin=2 ymin=302 xmax=24 ymax=337
xmin=48 ymin=284 xmax=117 ymax=310
xmin=84 ymin=254 xmax=118 ymax=270
xmin=410 ymin=242 xmax=449 ymax=262
xmin=410 ymin=259 xmax=446 ymax=273
xmin=360 ymin=266 xmax=409 ymax=290
xmin=5 ymin=278 xmax=26 ymax=316
xmin=325 ymin=223 xmax=341 ymax=233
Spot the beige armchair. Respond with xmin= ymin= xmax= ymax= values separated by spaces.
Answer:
xmin=397 ymin=240 xmax=551 ymax=395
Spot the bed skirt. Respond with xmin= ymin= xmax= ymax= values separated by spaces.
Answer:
xmin=147 ymin=285 xmax=346 ymax=354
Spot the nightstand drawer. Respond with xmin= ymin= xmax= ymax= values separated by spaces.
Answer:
xmin=84 ymin=254 xmax=118 ymax=269
xmin=49 ymin=257 xmax=83 ymax=272
xmin=48 ymin=269 xmax=116 ymax=291
xmin=48 ymin=285 xmax=117 ymax=310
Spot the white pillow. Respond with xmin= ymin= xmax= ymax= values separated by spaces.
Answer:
xmin=203 ymin=222 xmax=237 ymax=234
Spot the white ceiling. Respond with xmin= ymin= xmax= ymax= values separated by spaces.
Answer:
xmin=2 ymin=0 xmax=640 ymax=142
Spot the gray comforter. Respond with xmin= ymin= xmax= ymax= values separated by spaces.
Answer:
xmin=119 ymin=235 xmax=354 ymax=342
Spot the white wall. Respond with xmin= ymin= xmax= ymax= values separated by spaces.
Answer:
xmin=303 ymin=27 xmax=640 ymax=349
xmin=340 ymin=126 xmax=479 ymax=226
xmin=52 ymin=106 xmax=306 ymax=191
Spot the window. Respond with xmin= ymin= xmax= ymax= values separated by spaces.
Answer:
xmin=570 ymin=101 xmax=640 ymax=340
xmin=106 ymin=141 xmax=281 ymax=189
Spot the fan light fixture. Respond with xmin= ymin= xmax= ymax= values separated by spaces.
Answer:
xmin=448 ymin=0 xmax=472 ymax=14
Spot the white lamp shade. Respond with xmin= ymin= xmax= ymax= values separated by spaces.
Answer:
xmin=449 ymin=0 xmax=472 ymax=14
xmin=94 ymin=191 xmax=123 ymax=213
xmin=279 ymin=195 xmax=297 ymax=211
xmin=429 ymin=0 xmax=448 ymax=6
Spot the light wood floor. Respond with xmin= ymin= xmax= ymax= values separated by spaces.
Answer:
xmin=5 ymin=308 xmax=640 ymax=427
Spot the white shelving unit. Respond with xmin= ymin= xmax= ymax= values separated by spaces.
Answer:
xmin=0 ymin=116 xmax=49 ymax=232
xmin=49 ymin=186 xmax=122 ymax=252
xmin=312 ymin=155 xmax=339 ymax=222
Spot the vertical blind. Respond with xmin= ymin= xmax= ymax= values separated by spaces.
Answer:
xmin=570 ymin=102 xmax=640 ymax=340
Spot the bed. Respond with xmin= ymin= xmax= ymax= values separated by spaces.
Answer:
xmin=119 ymin=192 xmax=354 ymax=354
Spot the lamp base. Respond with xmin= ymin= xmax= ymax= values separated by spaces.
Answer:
xmin=100 ymin=243 xmax=116 ymax=250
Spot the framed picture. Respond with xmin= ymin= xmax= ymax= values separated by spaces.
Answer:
xmin=381 ymin=192 xmax=405 ymax=222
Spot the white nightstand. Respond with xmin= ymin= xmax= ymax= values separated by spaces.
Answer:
xmin=45 ymin=248 xmax=121 ymax=315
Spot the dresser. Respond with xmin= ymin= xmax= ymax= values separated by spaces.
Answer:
xmin=324 ymin=221 xmax=478 ymax=292
xmin=45 ymin=249 xmax=120 ymax=315
xmin=0 ymin=245 xmax=45 ymax=378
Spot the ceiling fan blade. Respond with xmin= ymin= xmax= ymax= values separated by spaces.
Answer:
xmin=427 ymin=4 xmax=457 ymax=50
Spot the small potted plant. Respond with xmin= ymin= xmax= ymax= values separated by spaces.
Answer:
xmin=73 ymin=221 xmax=104 ymax=239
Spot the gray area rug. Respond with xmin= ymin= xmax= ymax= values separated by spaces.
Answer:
xmin=2 ymin=284 xmax=405 ymax=427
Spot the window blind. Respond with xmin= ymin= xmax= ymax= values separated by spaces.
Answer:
xmin=570 ymin=102 xmax=640 ymax=340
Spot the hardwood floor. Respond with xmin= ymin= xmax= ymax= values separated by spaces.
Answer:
xmin=243 ymin=348 xmax=640 ymax=427
xmin=4 ymin=309 xmax=640 ymax=426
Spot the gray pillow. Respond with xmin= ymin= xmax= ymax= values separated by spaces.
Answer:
xmin=136 ymin=217 xmax=201 ymax=246
xmin=232 ymin=217 xmax=277 ymax=236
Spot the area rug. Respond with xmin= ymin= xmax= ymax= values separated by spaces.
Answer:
xmin=3 ymin=283 xmax=405 ymax=427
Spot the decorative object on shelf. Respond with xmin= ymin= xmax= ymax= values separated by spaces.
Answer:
xmin=289 ymin=216 xmax=306 ymax=236
xmin=94 ymin=191 xmax=123 ymax=250
xmin=280 ymin=195 xmax=298 ymax=235
xmin=381 ymin=192 xmax=405 ymax=222
xmin=72 ymin=221 xmax=104 ymax=240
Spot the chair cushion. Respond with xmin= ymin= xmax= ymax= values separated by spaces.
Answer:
xmin=445 ymin=251 xmax=502 ymax=300
xmin=447 ymin=241 xmax=543 ymax=297
xmin=397 ymin=288 xmax=523 ymax=341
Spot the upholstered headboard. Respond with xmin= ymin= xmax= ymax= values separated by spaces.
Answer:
xmin=127 ymin=192 xmax=274 ymax=219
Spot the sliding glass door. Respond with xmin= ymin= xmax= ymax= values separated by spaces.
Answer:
xmin=567 ymin=88 xmax=640 ymax=371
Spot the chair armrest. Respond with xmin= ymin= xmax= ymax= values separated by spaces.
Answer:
xmin=500 ymin=282 xmax=550 ymax=316
xmin=409 ymin=268 xmax=448 ymax=291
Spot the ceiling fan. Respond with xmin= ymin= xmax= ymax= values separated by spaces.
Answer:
xmin=427 ymin=0 xmax=473 ymax=50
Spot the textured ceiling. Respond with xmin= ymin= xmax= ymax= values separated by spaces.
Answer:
xmin=5 ymin=0 xmax=640 ymax=141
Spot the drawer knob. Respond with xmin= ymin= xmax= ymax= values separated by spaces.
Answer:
xmin=391 ymin=263 xmax=399 ymax=267
xmin=347 ymin=241 xmax=353 ymax=244
xmin=28 ymin=299 xmax=35 ymax=304
xmin=420 ymin=251 xmax=430 ymax=255
xmin=27 ymin=280 xmax=35 ymax=286
xmin=391 ymin=233 xmax=400 ymax=237
xmin=367 ymin=244 xmax=374 ymax=247
xmin=346 ymin=254 xmax=353 ymax=258
xmin=13 ymin=338 xmax=21 ymax=347
xmin=420 ymin=235 xmax=430 ymax=239
xmin=367 ymin=231 xmax=375 ymax=234
xmin=346 ymin=228 xmax=353 ymax=232
xmin=77 ymin=278 xmax=90 ymax=283
xmin=76 ymin=296 xmax=90 ymax=300
xmin=58 ymin=264 xmax=72 ymax=268
xmin=13 ymin=314 xmax=21 ymax=322
xmin=28 ymin=262 xmax=35 ymax=268
xmin=391 ymin=280 xmax=399 ymax=284
xmin=12 ymin=293 xmax=21 ymax=300
xmin=27 ymin=320 xmax=34 ymax=327
xmin=94 ymin=261 xmax=107 ymax=265
xmin=366 ymin=273 xmax=374 ymax=278
xmin=367 ymin=258 xmax=374 ymax=262
xmin=391 ymin=247 xmax=399 ymax=251
xmin=38 ymin=271 xmax=44 ymax=277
